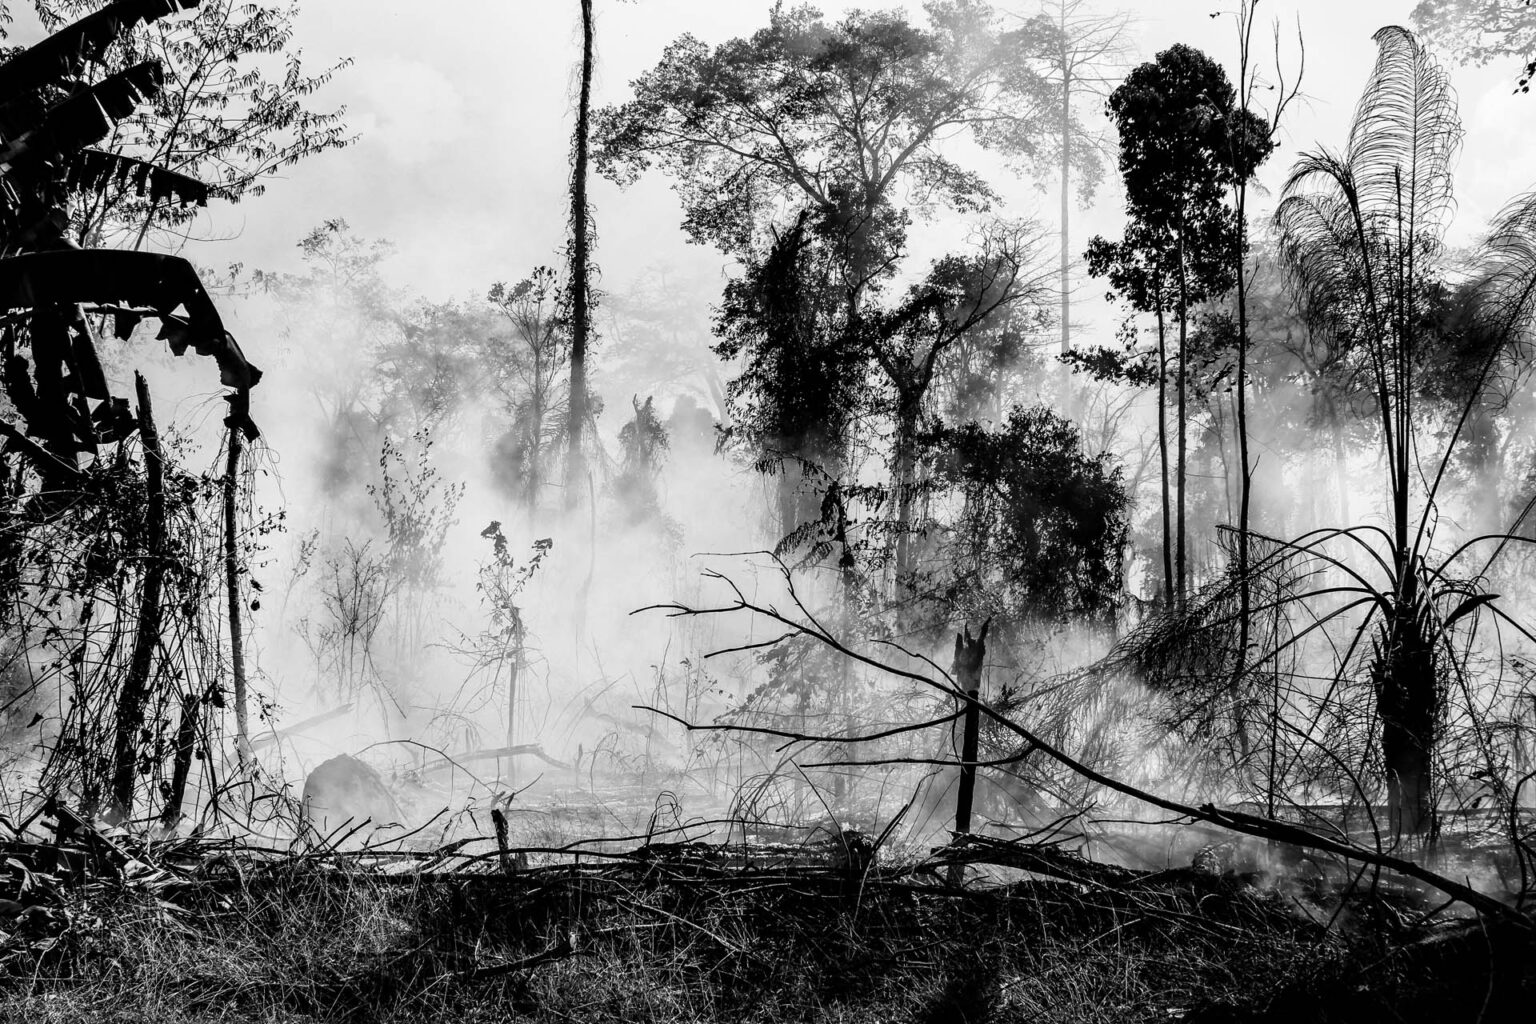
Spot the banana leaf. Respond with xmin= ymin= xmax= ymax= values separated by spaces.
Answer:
xmin=65 ymin=149 xmax=209 ymax=208
xmin=0 ymin=0 xmax=198 ymax=102
xmin=0 ymin=249 xmax=260 ymax=390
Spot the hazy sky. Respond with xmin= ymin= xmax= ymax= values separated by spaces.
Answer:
xmin=16 ymin=2 xmax=1536 ymax=305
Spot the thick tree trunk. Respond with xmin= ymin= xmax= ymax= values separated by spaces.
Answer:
xmin=110 ymin=373 xmax=166 ymax=819
xmin=1374 ymin=594 xmax=1437 ymax=839
xmin=564 ymin=0 xmax=595 ymax=509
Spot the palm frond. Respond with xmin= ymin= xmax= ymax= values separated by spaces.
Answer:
xmin=1468 ymin=189 xmax=1536 ymax=352
xmin=1347 ymin=26 xmax=1461 ymax=248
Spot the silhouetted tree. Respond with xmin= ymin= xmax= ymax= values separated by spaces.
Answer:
xmin=487 ymin=267 xmax=571 ymax=521
xmin=1020 ymin=0 xmax=1130 ymax=380
xmin=926 ymin=405 xmax=1129 ymax=625
xmin=597 ymin=1 xmax=1061 ymax=303
xmin=1088 ymin=43 xmax=1271 ymax=607
xmin=713 ymin=211 xmax=867 ymax=543
xmin=565 ymin=0 xmax=596 ymax=509
xmin=1275 ymin=26 xmax=1536 ymax=837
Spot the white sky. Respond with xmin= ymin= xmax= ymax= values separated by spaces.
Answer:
xmin=15 ymin=2 xmax=1536 ymax=311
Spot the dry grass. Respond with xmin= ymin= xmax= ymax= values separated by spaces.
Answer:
xmin=0 ymin=849 xmax=1362 ymax=1024
xmin=0 ymin=809 xmax=1532 ymax=1024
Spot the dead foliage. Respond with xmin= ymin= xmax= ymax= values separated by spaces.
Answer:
xmin=0 ymin=802 xmax=1530 ymax=1023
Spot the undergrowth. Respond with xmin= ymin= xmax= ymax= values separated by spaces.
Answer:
xmin=0 ymin=858 xmax=1372 ymax=1024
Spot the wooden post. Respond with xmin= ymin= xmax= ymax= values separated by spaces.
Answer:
xmin=949 ymin=620 xmax=989 ymax=884
xmin=492 ymin=808 xmax=515 ymax=875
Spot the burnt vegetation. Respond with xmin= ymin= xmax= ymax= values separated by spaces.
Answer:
xmin=1 ymin=1 xmax=1536 ymax=1022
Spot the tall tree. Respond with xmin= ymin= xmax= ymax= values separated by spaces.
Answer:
xmin=1218 ymin=0 xmax=1298 ymax=704
xmin=863 ymin=219 xmax=1051 ymax=597
xmin=1081 ymin=225 xmax=1175 ymax=605
xmin=714 ymin=210 xmax=866 ymax=542
xmin=600 ymin=1 xmax=1063 ymax=566
xmin=1022 ymin=0 xmax=1129 ymax=391
xmin=1092 ymin=43 xmax=1270 ymax=606
xmin=1276 ymin=26 xmax=1492 ymax=837
xmin=565 ymin=0 xmax=595 ymax=510
xmin=487 ymin=267 xmax=571 ymax=523
xmin=597 ymin=1 xmax=1060 ymax=294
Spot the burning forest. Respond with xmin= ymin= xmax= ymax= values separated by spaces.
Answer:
xmin=0 ymin=0 xmax=1535 ymax=1020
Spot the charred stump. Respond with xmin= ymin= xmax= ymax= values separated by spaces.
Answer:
xmin=949 ymin=620 xmax=989 ymax=884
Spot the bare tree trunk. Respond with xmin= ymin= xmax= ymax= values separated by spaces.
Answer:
xmin=1235 ymin=179 xmax=1253 ymax=720
xmin=1156 ymin=304 xmax=1173 ymax=608
xmin=564 ymin=0 xmax=595 ymax=509
xmin=1059 ymin=59 xmax=1073 ymax=414
xmin=1333 ymin=416 xmax=1349 ymax=523
xmin=110 ymin=373 xmax=166 ymax=819
xmin=504 ymin=612 xmax=524 ymax=786
xmin=1175 ymin=239 xmax=1189 ymax=609
xmin=224 ymin=421 xmax=249 ymax=763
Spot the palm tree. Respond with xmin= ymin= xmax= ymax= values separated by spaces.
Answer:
xmin=1274 ymin=26 xmax=1536 ymax=839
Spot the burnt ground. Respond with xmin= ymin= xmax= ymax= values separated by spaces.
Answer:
xmin=0 ymin=827 xmax=1531 ymax=1024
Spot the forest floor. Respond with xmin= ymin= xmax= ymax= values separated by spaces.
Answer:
xmin=0 ymin=819 xmax=1533 ymax=1024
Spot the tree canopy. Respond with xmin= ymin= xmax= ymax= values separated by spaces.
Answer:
xmin=595 ymin=0 xmax=1061 ymax=264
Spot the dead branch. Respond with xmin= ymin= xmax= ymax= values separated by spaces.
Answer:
xmin=640 ymin=557 xmax=1536 ymax=932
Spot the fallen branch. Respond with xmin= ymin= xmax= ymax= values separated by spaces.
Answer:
xmin=640 ymin=557 xmax=1536 ymax=933
xmin=420 ymin=745 xmax=570 ymax=773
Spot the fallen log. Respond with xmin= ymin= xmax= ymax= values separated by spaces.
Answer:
xmin=420 ymin=745 xmax=570 ymax=773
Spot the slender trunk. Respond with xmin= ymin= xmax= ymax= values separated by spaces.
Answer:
xmin=1156 ymin=303 xmax=1173 ymax=608
xmin=527 ymin=389 xmax=543 ymax=525
xmin=893 ymin=396 xmax=918 ymax=601
xmin=564 ymin=0 xmax=595 ymax=509
xmin=1332 ymin=414 xmax=1349 ymax=522
xmin=1236 ymin=180 xmax=1253 ymax=713
xmin=1175 ymin=237 xmax=1189 ymax=609
xmin=1059 ymin=59 xmax=1073 ymax=414
xmin=224 ymin=421 xmax=250 ymax=763
xmin=835 ymin=562 xmax=855 ymax=804
xmin=504 ymin=613 xmax=523 ymax=786
xmin=110 ymin=373 xmax=166 ymax=819
xmin=161 ymin=694 xmax=199 ymax=827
